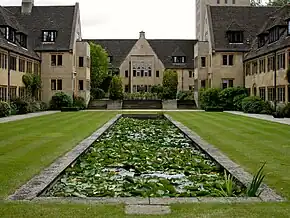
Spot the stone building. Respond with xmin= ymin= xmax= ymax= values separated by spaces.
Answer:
xmin=86 ymin=32 xmax=197 ymax=93
xmin=0 ymin=0 xmax=90 ymax=105
xmin=244 ymin=4 xmax=290 ymax=103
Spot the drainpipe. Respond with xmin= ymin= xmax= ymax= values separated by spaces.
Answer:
xmin=7 ymin=50 xmax=11 ymax=103
xmin=274 ymin=50 xmax=277 ymax=111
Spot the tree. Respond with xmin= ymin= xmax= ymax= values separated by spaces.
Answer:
xmin=250 ymin=0 xmax=263 ymax=6
xmin=109 ymin=76 xmax=123 ymax=100
xmin=89 ymin=42 xmax=109 ymax=89
xmin=267 ymin=0 xmax=288 ymax=6
xmin=22 ymin=73 xmax=42 ymax=99
xmin=162 ymin=69 xmax=178 ymax=99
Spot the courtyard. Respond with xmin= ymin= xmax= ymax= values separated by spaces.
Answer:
xmin=0 ymin=111 xmax=290 ymax=217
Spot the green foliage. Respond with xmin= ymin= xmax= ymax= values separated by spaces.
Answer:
xmin=218 ymin=171 xmax=235 ymax=197
xmin=199 ymin=88 xmax=221 ymax=110
xmin=109 ymin=76 xmax=123 ymax=100
xmin=11 ymin=98 xmax=32 ymax=114
xmin=219 ymin=87 xmax=248 ymax=110
xmin=242 ymin=96 xmax=266 ymax=114
xmin=267 ymin=0 xmax=288 ymax=6
xmin=261 ymin=101 xmax=275 ymax=115
xmin=22 ymin=73 xmax=42 ymax=98
xmin=205 ymin=106 xmax=224 ymax=112
xmin=89 ymin=42 xmax=109 ymax=89
xmin=123 ymin=92 xmax=160 ymax=100
xmin=45 ymin=117 xmax=244 ymax=198
xmin=273 ymin=103 xmax=286 ymax=118
xmin=50 ymin=92 xmax=73 ymax=110
xmin=250 ymin=0 xmax=262 ymax=6
xmin=177 ymin=91 xmax=194 ymax=101
xmin=0 ymin=101 xmax=11 ymax=117
xmin=286 ymin=67 xmax=290 ymax=84
xmin=73 ymin=96 xmax=86 ymax=110
xmin=162 ymin=70 xmax=178 ymax=99
xmin=283 ymin=103 xmax=290 ymax=118
xmin=151 ymin=85 xmax=163 ymax=94
xmin=247 ymin=163 xmax=266 ymax=197
xmin=99 ymin=75 xmax=112 ymax=93
xmin=233 ymin=94 xmax=248 ymax=111
xmin=91 ymin=88 xmax=105 ymax=100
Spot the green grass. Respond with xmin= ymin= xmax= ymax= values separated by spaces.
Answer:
xmin=1 ymin=111 xmax=290 ymax=217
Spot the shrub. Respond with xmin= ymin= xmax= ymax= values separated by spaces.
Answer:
xmin=91 ymin=88 xmax=105 ymax=99
xmin=10 ymin=102 xmax=18 ymax=115
xmin=261 ymin=101 xmax=275 ymax=115
xmin=73 ymin=96 xmax=86 ymax=110
xmin=219 ymin=87 xmax=248 ymax=110
xmin=233 ymin=94 xmax=248 ymax=111
xmin=283 ymin=103 xmax=290 ymax=118
xmin=177 ymin=91 xmax=194 ymax=101
xmin=109 ymin=76 xmax=123 ymax=100
xmin=11 ymin=98 xmax=31 ymax=114
xmin=0 ymin=101 xmax=11 ymax=117
xmin=199 ymin=88 xmax=221 ymax=109
xmin=50 ymin=92 xmax=73 ymax=110
xmin=242 ymin=96 xmax=265 ymax=114
xmin=30 ymin=101 xmax=41 ymax=112
xmin=272 ymin=103 xmax=286 ymax=118
xmin=40 ymin=102 xmax=48 ymax=111
xmin=162 ymin=70 xmax=178 ymax=99
xmin=151 ymin=85 xmax=164 ymax=95
xmin=205 ymin=106 xmax=224 ymax=112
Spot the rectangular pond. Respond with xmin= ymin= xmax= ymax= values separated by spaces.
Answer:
xmin=43 ymin=115 xmax=245 ymax=198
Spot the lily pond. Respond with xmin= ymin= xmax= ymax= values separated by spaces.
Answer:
xmin=45 ymin=116 xmax=245 ymax=198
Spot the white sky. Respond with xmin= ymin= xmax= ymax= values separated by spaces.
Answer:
xmin=1 ymin=0 xmax=197 ymax=39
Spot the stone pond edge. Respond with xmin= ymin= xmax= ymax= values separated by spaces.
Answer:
xmin=6 ymin=113 xmax=285 ymax=203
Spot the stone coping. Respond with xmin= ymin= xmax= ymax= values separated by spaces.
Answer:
xmin=7 ymin=113 xmax=285 ymax=203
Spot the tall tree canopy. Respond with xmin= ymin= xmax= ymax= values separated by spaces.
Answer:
xmin=251 ymin=0 xmax=288 ymax=6
xmin=89 ymin=42 xmax=109 ymax=89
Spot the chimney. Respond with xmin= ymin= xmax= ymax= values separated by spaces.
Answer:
xmin=139 ymin=31 xmax=145 ymax=39
xmin=21 ymin=0 xmax=34 ymax=14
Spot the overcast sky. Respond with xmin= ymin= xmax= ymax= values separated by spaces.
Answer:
xmin=2 ymin=0 xmax=197 ymax=39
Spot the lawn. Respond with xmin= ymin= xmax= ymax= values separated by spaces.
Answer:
xmin=1 ymin=111 xmax=290 ymax=218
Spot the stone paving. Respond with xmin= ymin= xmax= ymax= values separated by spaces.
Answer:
xmin=226 ymin=111 xmax=290 ymax=126
xmin=0 ymin=111 xmax=60 ymax=124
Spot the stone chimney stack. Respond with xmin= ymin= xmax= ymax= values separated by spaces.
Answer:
xmin=139 ymin=31 xmax=145 ymax=39
xmin=21 ymin=0 xmax=34 ymax=14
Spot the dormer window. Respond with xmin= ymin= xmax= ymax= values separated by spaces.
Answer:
xmin=258 ymin=34 xmax=266 ymax=48
xmin=5 ymin=27 xmax=16 ymax=43
xmin=108 ymin=56 xmax=113 ymax=63
xmin=227 ymin=31 xmax=244 ymax=43
xmin=288 ymin=20 xmax=290 ymax=35
xmin=42 ymin=31 xmax=57 ymax=42
xmin=268 ymin=27 xmax=279 ymax=43
xmin=172 ymin=56 xmax=186 ymax=63
xmin=19 ymin=33 xmax=27 ymax=48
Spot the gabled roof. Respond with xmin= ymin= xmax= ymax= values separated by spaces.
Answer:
xmin=207 ymin=5 xmax=279 ymax=52
xmin=245 ymin=4 xmax=290 ymax=61
xmin=85 ymin=39 xmax=197 ymax=69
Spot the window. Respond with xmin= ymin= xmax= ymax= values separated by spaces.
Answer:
xmin=125 ymin=85 xmax=129 ymax=93
xmin=201 ymin=80 xmax=206 ymax=88
xmin=259 ymin=87 xmax=266 ymax=100
xmin=79 ymin=57 xmax=84 ymax=67
xmin=277 ymin=86 xmax=285 ymax=102
xmin=18 ymin=87 xmax=27 ymax=98
xmin=172 ymin=56 xmax=186 ymax=63
xmin=222 ymin=55 xmax=234 ymax=66
xmin=5 ymin=27 xmax=15 ymax=43
xmin=51 ymin=55 xmax=56 ymax=66
xmin=259 ymin=59 xmax=265 ymax=73
xmin=10 ymin=56 xmax=16 ymax=71
xmin=57 ymin=55 xmax=62 ymax=66
xmin=252 ymin=61 xmax=258 ymax=74
xmin=141 ymin=70 xmax=144 ymax=77
xmin=222 ymin=79 xmax=234 ymax=89
xmin=267 ymin=56 xmax=275 ymax=71
xmin=277 ymin=53 xmax=285 ymax=70
xmin=19 ymin=59 xmax=25 ymax=72
xmin=9 ymin=87 xmax=17 ymax=100
xmin=258 ymin=35 xmax=266 ymax=48
xmin=133 ymin=85 xmax=137 ymax=92
xmin=51 ymin=79 xmax=62 ymax=90
xmin=26 ymin=61 xmax=32 ymax=73
xmin=107 ymin=56 xmax=112 ymax=63
xmin=267 ymin=87 xmax=275 ymax=101
xmin=125 ymin=70 xmax=129 ymax=77
xmin=288 ymin=20 xmax=290 ymax=35
xmin=227 ymin=31 xmax=243 ymax=43
xmin=148 ymin=70 xmax=152 ymax=77
xmin=34 ymin=63 xmax=39 ymax=74
xmin=0 ymin=86 xmax=7 ymax=101
xmin=0 ymin=53 xmax=7 ymax=69
xmin=133 ymin=70 xmax=136 ymax=77
xmin=189 ymin=85 xmax=193 ymax=91
xmin=217 ymin=0 xmax=220 ymax=3
xmin=79 ymin=80 xmax=84 ymax=90
xmin=189 ymin=71 xmax=193 ymax=78
xmin=225 ymin=0 xmax=227 ymax=3
xmin=156 ymin=70 xmax=159 ymax=77
xmin=86 ymin=80 xmax=90 ymax=90
xmin=268 ymin=27 xmax=279 ymax=43
xmin=201 ymin=57 xmax=206 ymax=67
xmin=232 ymin=0 xmax=235 ymax=4
xmin=245 ymin=62 xmax=251 ymax=75
xmin=19 ymin=33 xmax=27 ymax=48
xmin=42 ymin=31 xmax=57 ymax=42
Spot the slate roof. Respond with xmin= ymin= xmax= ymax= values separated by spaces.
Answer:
xmin=208 ymin=5 xmax=279 ymax=52
xmin=0 ymin=4 xmax=77 ymax=60
xmin=85 ymin=39 xmax=197 ymax=69
xmin=245 ymin=4 xmax=290 ymax=61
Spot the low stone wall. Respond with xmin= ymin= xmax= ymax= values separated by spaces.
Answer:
xmin=162 ymin=100 xmax=177 ymax=110
xmin=107 ymin=100 xmax=122 ymax=110
xmin=88 ymin=100 xmax=108 ymax=109
xmin=122 ymin=100 xmax=162 ymax=109
xmin=177 ymin=100 xmax=197 ymax=109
